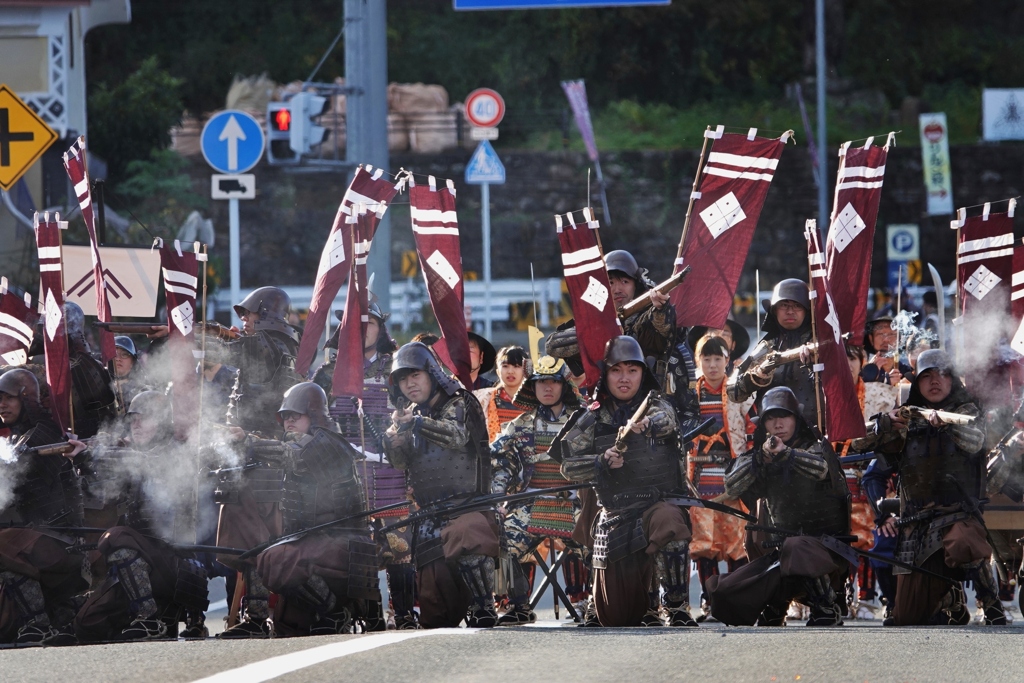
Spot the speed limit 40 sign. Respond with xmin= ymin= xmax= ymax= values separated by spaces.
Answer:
xmin=465 ymin=88 xmax=505 ymax=128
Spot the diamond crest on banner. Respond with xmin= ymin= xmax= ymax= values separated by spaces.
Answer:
xmin=319 ymin=230 xmax=346 ymax=274
xmin=426 ymin=250 xmax=461 ymax=289
xmin=581 ymin=276 xmax=609 ymax=311
xmin=171 ymin=300 xmax=195 ymax=336
xmin=964 ymin=264 xmax=1002 ymax=300
xmin=830 ymin=202 xmax=867 ymax=253
xmin=44 ymin=289 xmax=61 ymax=341
xmin=824 ymin=293 xmax=842 ymax=343
xmin=2 ymin=350 xmax=26 ymax=366
xmin=700 ymin=192 xmax=746 ymax=238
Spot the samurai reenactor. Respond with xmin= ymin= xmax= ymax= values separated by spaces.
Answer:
xmin=382 ymin=342 xmax=501 ymax=629
xmin=489 ymin=336 xmax=587 ymax=625
xmin=731 ymin=279 xmax=819 ymax=428
xmin=870 ymin=350 xmax=1004 ymax=625
xmin=64 ymin=301 xmax=117 ymax=439
xmin=556 ymin=336 xmax=697 ymax=628
xmin=0 ymin=369 xmax=88 ymax=646
xmin=74 ymin=391 xmax=209 ymax=642
xmin=708 ymin=387 xmax=851 ymax=627
xmin=110 ymin=336 xmax=149 ymax=414
xmin=254 ymin=382 xmax=382 ymax=636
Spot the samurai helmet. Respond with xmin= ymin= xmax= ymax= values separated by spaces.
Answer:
xmin=114 ymin=336 xmax=138 ymax=360
xmin=63 ymin=301 xmax=87 ymax=348
xmin=234 ymin=286 xmax=298 ymax=340
xmin=604 ymin=249 xmax=656 ymax=293
xmin=512 ymin=326 xmax=581 ymax=410
xmin=389 ymin=341 xmax=461 ymax=404
xmin=278 ymin=382 xmax=333 ymax=430
xmin=127 ymin=391 xmax=169 ymax=418
xmin=760 ymin=386 xmax=801 ymax=418
xmin=0 ymin=367 xmax=40 ymax=408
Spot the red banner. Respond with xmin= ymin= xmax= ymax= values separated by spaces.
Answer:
xmin=0 ymin=277 xmax=38 ymax=367
xmin=670 ymin=128 xmax=790 ymax=329
xmin=159 ymin=240 xmax=201 ymax=440
xmin=825 ymin=134 xmax=892 ymax=337
xmin=409 ymin=175 xmax=473 ymax=389
xmin=36 ymin=213 xmax=71 ymax=433
xmin=806 ymin=221 xmax=865 ymax=441
xmin=556 ymin=208 xmax=621 ymax=389
xmin=63 ymin=137 xmax=115 ymax=364
xmin=295 ymin=166 xmax=400 ymax=377
xmin=332 ymin=205 xmax=380 ymax=398
xmin=1011 ymin=244 xmax=1024 ymax=356
xmin=954 ymin=204 xmax=1014 ymax=319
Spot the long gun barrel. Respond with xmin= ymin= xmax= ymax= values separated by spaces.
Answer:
xmin=897 ymin=405 xmax=976 ymax=425
xmin=92 ymin=321 xmax=167 ymax=335
xmin=25 ymin=441 xmax=77 ymax=456
xmin=759 ymin=342 xmax=819 ymax=373
xmin=617 ymin=266 xmax=691 ymax=319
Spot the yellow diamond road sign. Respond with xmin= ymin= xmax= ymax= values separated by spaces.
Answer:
xmin=0 ymin=84 xmax=58 ymax=191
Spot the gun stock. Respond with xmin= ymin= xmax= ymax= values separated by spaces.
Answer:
xmin=614 ymin=390 xmax=655 ymax=452
xmin=617 ymin=266 xmax=691 ymax=319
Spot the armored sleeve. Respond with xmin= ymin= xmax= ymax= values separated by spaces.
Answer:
xmin=559 ymin=410 xmax=602 ymax=484
xmin=787 ymin=444 xmax=830 ymax=482
xmin=382 ymin=427 xmax=416 ymax=470
xmin=415 ymin=395 xmax=473 ymax=450
xmin=489 ymin=414 xmax=530 ymax=494
xmin=623 ymin=304 xmax=675 ymax=357
xmin=870 ymin=412 xmax=908 ymax=457
xmin=729 ymin=340 xmax=773 ymax=403
xmin=646 ymin=395 xmax=679 ymax=439
xmin=724 ymin=453 xmax=758 ymax=498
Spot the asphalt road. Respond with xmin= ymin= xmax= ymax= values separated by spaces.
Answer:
xmin=2 ymin=616 xmax=1021 ymax=683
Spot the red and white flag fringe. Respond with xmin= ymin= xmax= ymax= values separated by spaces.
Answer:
xmin=825 ymin=133 xmax=894 ymax=338
xmin=63 ymin=136 xmax=115 ymax=363
xmin=295 ymin=165 xmax=401 ymax=377
xmin=671 ymin=126 xmax=790 ymax=329
xmin=555 ymin=207 xmax=621 ymax=389
xmin=806 ymin=220 xmax=865 ymax=442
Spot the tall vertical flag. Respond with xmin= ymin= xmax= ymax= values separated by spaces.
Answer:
xmin=35 ymin=213 xmax=71 ymax=432
xmin=805 ymin=220 xmax=865 ymax=441
xmin=555 ymin=207 xmax=622 ymax=389
xmin=825 ymin=134 xmax=894 ymax=338
xmin=159 ymin=240 xmax=203 ymax=441
xmin=63 ymin=137 xmax=115 ymax=364
xmin=670 ymin=126 xmax=791 ymax=329
xmin=1010 ymin=237 xmax=1024 ymax=356
xmin=409 ymin=175 xmax=473 ymax=389
xmin=332 ymin=203 xmax=382 ymax=398
xmin=561 ymin=79 xmax=611 ymax=226
xmin=295 ymin=166 xmax=401 ymax=377
xmin=0 ymin=277 xmax=38 ymax=366
xmin=953 ymin=202 xmax=1014 ymax=318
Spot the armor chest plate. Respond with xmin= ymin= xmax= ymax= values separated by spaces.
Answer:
xmin=281 ymin=430 xmax=366 ymax=533
xmin=592 ymin=423 xmax=681 ymax=507
xmin=900 ymin=427 xmax=978 ymax=510
xmin=763 ymin=469 xmax=848 ymax=537
xmin=408 ymin=439 xmax=482 ymax=506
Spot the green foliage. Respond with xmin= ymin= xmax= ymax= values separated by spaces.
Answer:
xmin=115 ymin=149 xmax=207 ymax=241
xmin=87 ymin=56 xmax=184 ymax=181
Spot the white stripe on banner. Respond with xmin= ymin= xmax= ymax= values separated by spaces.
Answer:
xmin=1013 ymin=271 xmax=1024 ymax=287
xmin=164 ymin=283 xmax=197 ymax=296
xmin=162 ymin=269 xmax=198 ymax=288
xmin=835 ymin=180 xmax=884 ymax=191
xmin=74 ymin=178 xmax=89 ymax=197
xmin=706 ymin=152 xmax=780 ymax=171
xmin=957 ymin=248 xmax=1015 ymax=266
xmin=39 ymin=264 xmax=62 ymax=272
xmin=810 ymin=267 xmax=826 ymax=278
xmin=0 ymin=312 xmax=33 ymax=339
xmin=1012 ymin=290 xmax=1024 ymax=301
xmin=703 ymin=166 xmax=775 ymax=182
xmin=561 ymin=245 xmax=602 ymax=266
xmin=959 ymin=233 xmax=1015 ymax=254
xmin=0 ymin=318 xmax=32 ymax=346
xmin=412 ymin=225 xmax=460 ymax=236
xmin=563 ymin=260 xmax=604 ymax=277
xmin=38 ymin=246 xmax=61 ymax=259
xmin=410 ymin=207 xmax=458 ymax=224
xmin=342 ymin=188 xmax=379 ymax=211
xmin=839 ymin=165 xmax=886 ymax=179
xmin=809 ymin=252 xmax=825 ymax=266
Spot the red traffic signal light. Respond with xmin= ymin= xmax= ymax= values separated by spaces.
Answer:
xmin=273 ymin=108 xmax=292 ymax=132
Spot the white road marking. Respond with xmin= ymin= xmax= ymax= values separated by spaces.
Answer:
xmin=189 ymin=628 xmax=478 ymax=683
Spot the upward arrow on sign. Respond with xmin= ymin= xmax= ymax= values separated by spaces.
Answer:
xmin=218 ymin=115 xmax=247 ymax=172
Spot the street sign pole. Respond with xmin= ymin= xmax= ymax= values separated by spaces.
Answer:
xmin=229 ymin=197 xmax=240 ymax=326
xmin=481 ymin=182 xmax=492 ymax=339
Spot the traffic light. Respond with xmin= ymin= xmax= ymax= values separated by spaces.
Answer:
xmin=266 ymin=101 xmax=298 ymax=165
xmin=289 ymin=92 xmax=330 ymax=155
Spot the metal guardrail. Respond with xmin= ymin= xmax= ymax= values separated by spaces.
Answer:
xmin=212 ymin=277 xmax=565 ymax=332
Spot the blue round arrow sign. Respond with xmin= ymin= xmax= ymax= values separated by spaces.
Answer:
xmin=200 ymin=110 xmax=266 ymax=174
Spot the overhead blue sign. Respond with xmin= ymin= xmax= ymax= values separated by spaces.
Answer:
xmin=455 ymin=0 xmax=669 ymax=8
xmin=465 ymin=140 xmax=506 ymax=185
xmin=200 ymin=110 xmax=265 ymax=174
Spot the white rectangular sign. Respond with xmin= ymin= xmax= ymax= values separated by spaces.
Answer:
xmin=211 ymin=174 xmax=256 ymax=200
xmin=983 ymin=89 xmax=1024 ymax=141
xmin=61 ymin=245 xmax=161 ymax=318
xmin=918 ymin=112 xmax=954 ymax=216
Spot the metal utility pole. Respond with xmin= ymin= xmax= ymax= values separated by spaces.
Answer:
xmin=815 ymin=0 xmax=829 ymax=236
xmin=345 ymin=0 xmax=391 ymax=310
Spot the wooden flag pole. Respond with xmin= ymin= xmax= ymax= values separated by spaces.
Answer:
xmin=674 ymin=125 xmax=713 ymax=264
